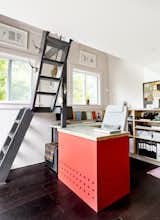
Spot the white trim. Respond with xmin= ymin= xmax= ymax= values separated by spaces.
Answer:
xmin=0 ymin=101 xmax=30 ymax=105
xmin=0 ymin=52 xmax=35 ymax=104
xmin=0 ymin=23 xmax=28 ymax=49
xmin=0 ymin=102 xmax=30 ymax=110
xmin=0 ymin=52 xmax=35 ymax=63
xmin=72 ymin=68 xmax=101 ymax=106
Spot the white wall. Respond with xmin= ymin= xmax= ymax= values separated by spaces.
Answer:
xmin=0 ymin=15 xmax=56 ymax=169
xmin=2 ymin=0 xmax=160 ymax=68
xmin=108 ymin=55 xmax=144 ymax=108
xmin=0 ymin=107 xmax=56 ymax=169
xmin=0 ymin=42 xmax=109 ymax=170
xmin=67 ymin=41 xmax=108 ymax=111
xmin=144 ymin=67 xmax=160 ymax=82
xmin=0 ymin=15 xmax=109 ymax=169
xmin=2 ymin=14 xmax=160 ymax=169
xmin=0 ymin=15 xmax=42 ymax=59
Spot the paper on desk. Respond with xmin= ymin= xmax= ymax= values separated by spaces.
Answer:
xmin=94 ymin=128 xmax=120 ymax=134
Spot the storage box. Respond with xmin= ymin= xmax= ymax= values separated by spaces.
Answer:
xmin=129 ymin=138 xmax=135 ymax=153
xmin=136 ymin=130 xmax=153 ymax=140
xmin=136 ymin=139 xmax=157 ymax=159
xmin=45 ymin=142 xmax=58 ymax=173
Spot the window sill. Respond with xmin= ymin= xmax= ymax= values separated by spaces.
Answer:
xmin=72 ymin=104 xmax=103 ymax=111
xmin=0 ymin=101 xmax=30 ymax=110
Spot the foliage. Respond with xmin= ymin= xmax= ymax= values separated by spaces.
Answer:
xmin=11 ymin=61 xmax=31 ymax=101
xmin=0 ymin=59 xmax=31 ymax=102
xmin=0 ymin=60 xmax=7 ymax=100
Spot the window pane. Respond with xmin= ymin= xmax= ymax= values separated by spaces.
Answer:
xmin=10 ymin=60 xmax=31 ymax=101
xmin=73 ymin=70 xmax=85 ymax=104
xmin=0 ymin=59 xmax=8 ymax=101
xmin=86 ymin=74 xmax=98 ymax=104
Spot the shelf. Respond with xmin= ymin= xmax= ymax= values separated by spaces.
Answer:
xmin=129 ymin=135 xmax=134 ymax=138
xmin=135 ymin=126 xmax=160 ymax=132
xmin=130 ymin=153 xmax=160 ymax=166
xmin=135 ymin=136 xmax=160 ymax=143
xmin=131 ymin=109 xmax=160 ymax=112
xmin=128 ymin=109 xmax=160 ymax=165
xmin=135 ymin=119 xmax=160 ymax=123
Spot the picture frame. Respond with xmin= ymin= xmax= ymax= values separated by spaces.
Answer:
xmin=79 ymin=50 xmax=96 ymax=68
xmin=143 ymin=80 xmax=160 ymax=108
xmin=0 ymin=23 xmax=28 ymax=49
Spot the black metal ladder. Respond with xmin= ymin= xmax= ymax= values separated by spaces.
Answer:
xmin=0 ymin=31 xmax=72 ymax=184
xmin=31 ymin=31 xmax=72 ymax=118
xmin=0 ymin=108 xmax=33 ymax=184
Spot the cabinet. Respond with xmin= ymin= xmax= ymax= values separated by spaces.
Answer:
xmin=128 ymin=109 xmax=160 ymax=165
xmin=58 ymin=129 xmax=130 ymax=212
xmin=45 ymin=127 xmax=58 ymax=173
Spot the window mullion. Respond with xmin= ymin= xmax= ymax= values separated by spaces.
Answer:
xmin=84 ymin=73 xmax=86 ymax=105
xmin=8 ymin=60 xmax=12 ymax=101
xmin=72 ymin=68 xmax=100 ymax=106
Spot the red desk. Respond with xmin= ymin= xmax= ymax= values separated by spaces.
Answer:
xmin=58 ymin=126 xmax=130 ymax=212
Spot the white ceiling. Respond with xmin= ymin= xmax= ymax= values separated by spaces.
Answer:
xmin=1 ymin=0 xmax=160 ymax=70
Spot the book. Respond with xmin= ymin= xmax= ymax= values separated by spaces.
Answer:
xmin=76 ymin=111 xmax=81 ymax=121
xmin=92 ymin=111 xmax=96 ymax=120
xmin=81 ymin=111 xmax=87 ymax=120
xmin=87 ymin=111 xmax=92 ymax=120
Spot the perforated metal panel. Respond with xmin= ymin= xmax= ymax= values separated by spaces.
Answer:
xmin=59 ymin=160 xmax=96 ymax=202
xmin=58 ymin=132 xmax=130 ymax=212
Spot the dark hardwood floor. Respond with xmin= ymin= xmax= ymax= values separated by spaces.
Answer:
xmin=0 ymin=159 xmax=159 ymax=220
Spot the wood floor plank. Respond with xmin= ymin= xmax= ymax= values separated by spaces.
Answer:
xmin=0 ymin=160 xmax=159 ymax=220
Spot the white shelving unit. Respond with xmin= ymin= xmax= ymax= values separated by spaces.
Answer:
xmin=128 ymin=109 xmax=160 ymax=165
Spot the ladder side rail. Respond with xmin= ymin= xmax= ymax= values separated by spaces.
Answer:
xmin=50 ymin=77 xmax=62 ymax=112
xmin=31 ymin=31 xmax=49 ymax=110
xmin=51 ymin=40 xmax=72 ymax=113
xmin=61 ymin=62 xmax=67 ymax=128
xmin=61 ymin=40 xmax=72 ymax=128
xmin=0 ymin=109 xmax=33 ymax=184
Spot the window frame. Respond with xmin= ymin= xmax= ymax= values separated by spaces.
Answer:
xmin=0 ymin=53 xmax=34 ymax=105
xmin=72 ymin=68 xmax=101 ymax=106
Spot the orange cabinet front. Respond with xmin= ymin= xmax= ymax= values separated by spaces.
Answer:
xmin=58 ymin=132 xmax=130 ymax=212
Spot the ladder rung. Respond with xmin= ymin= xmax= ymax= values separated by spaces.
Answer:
xmin=33 ymin=107 xmax=52 ymax=113
xmin=47 ymin=36 xmax=69 ymax=49
xmin=51 ymin=105 xmax=62 ymax=112
xmin=43 ymin=58 xmax=64 ymax=66
xmin=8 ymin=131 xmax=16 ymax=139
xmin=8 ymin=133 xmax=14 ymax=139
xmin=3 ymin=136 xmax=12 ymax=148
xmin=16 ymin=108 xmax=26 ymax=120
xmin=10 ymin=123 xmax=18 ymax=135
xmin=40 ymin=75 xmax=61 ymax=81
xmin=0 ymin=151 xmax=4 ymax=160
xmin=2 ymin=146 xmax=8 ymax=152
xmin=36 ymin=91 xmax=56 ymax=96
xmin=14 ymin=119 xmax=20 ymax=124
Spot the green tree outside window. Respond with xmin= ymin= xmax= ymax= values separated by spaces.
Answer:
xmin=0 ymin=58 xmax=31 ymax=102
xmin=0 ymin=60 xmax=8 ymax=100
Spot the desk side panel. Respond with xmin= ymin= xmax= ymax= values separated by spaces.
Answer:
xmin=58 ymin=132 xmax=98 ymax=211
xmin=97 ymin=136 xmax=130 ymax=211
